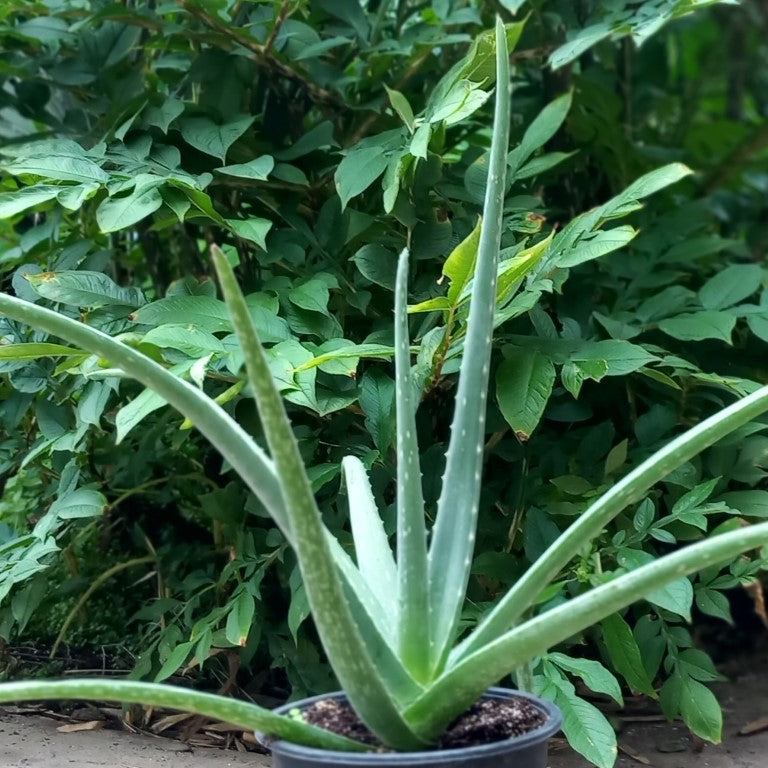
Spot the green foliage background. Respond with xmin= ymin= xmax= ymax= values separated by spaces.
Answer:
xmin=0 ymin=1 xmax=767 ymax=765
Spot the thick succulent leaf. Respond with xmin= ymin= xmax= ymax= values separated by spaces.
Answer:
xmin=211 ymin=247 xmax=426 ymax=749
xmin=0 ymin=679 xmax=367 ymax=752
xmin=332 ymin=533 xmax=424 ymax=706
xmin=0 ymin=290 xmax=419 ymax=714
xmin=394 ymin=248 xmax=430 ymax=681
xmin=343 ymin=456 xmax=398 ymax=621
xmin=407 ymin=520 xmax=768 ymax=740
xmin=454 ymin=380 xmax=768 ymax=662
xmin=427 ymin=18 xmax=511 ymax=674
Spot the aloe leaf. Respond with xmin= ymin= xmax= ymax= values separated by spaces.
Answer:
xmin=0 ymin=342 xmax=88 ymax=359
xmin=426 ymin=17 xmax=511 ymax=674
xmin=0 ymin=304 xmax=396 ymax=657
xmin=212 ymin=247 xmax=427 ymax=749
xmin=0 ymin=679 xmax=367 ymax=752
xmin=332 ymin=535 xmax=424 ymax=706
xmin=407 ymin=520 xmax=768 ymax=740
xmin=394 ymin=248 xmax=430 ymax=680
xmin=0 ymin=289 xmax=421 ymax=735
xmin=329 ymin=534 xmax=396 ymax=647
xmin=453 ymin=381 xmax=768 ymax=662
xmin=336 ymin=565 xmax=424 ymax=707
xmin=343 ymin=456 xmax=398 ymax=622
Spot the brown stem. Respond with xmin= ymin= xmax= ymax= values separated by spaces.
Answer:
xmin=263 ymin=0 xmax=293 ymax=56
xmin=483 ymin=428 xmax=508 ymax=461
xmin=178 ymin=0 xmax=344 ymax=110
xmin=507 ymin=454 xmax=528 ymax=553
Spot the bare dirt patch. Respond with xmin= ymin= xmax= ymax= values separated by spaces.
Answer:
xmin=0 ymin=709 xmax=268 ymax=768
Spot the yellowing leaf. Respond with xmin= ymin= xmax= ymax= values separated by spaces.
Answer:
xmin=496 ymin=230 xmax=554 ymax=304
xmin=444 ymin=218 xmax=482 ymax=306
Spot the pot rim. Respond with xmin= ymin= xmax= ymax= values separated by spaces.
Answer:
xmin=260 ymin=687 xmax=563 ymax=764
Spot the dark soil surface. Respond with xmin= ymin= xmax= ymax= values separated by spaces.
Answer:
xmin=303 ymin=695 xmax=546 ymax=749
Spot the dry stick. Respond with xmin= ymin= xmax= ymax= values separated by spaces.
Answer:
xmin=618 ymin=744 xmax=651 ymax=766
xmin=178 ymin=0 xmax=343 ymax=111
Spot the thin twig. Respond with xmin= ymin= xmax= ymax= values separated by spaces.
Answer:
xmin=348 ymin=47 xmax=432 ymax=145
xmin=107 ymin=473 xmax=218 ymax=510
xmin=347 ymin=44 xmax=554 ymax=146
xmin=178 ymin=0 xmax=344 ymax=110
xmin=263 ymin=0 xmax=293 ymax=56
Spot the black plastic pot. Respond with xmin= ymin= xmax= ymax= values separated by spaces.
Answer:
xmin=262 ymin=688 xmax=562 ymax=768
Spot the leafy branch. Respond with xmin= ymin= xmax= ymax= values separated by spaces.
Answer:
xmin=177 ymin=0 xmax=345 ymax=111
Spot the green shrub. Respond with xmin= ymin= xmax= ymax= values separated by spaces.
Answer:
xmin=0 ymin=1 xmax=767 ymax=765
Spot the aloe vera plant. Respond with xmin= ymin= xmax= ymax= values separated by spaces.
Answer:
xmin=1 ymin=18 xmax=768 ymax=758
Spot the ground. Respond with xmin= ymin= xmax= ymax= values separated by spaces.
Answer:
xmin=2 ymin=657 xmax=767 ymax=768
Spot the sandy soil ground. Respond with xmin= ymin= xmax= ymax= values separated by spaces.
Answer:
xmin=2 ymin=658 xmax=767 ymax=768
